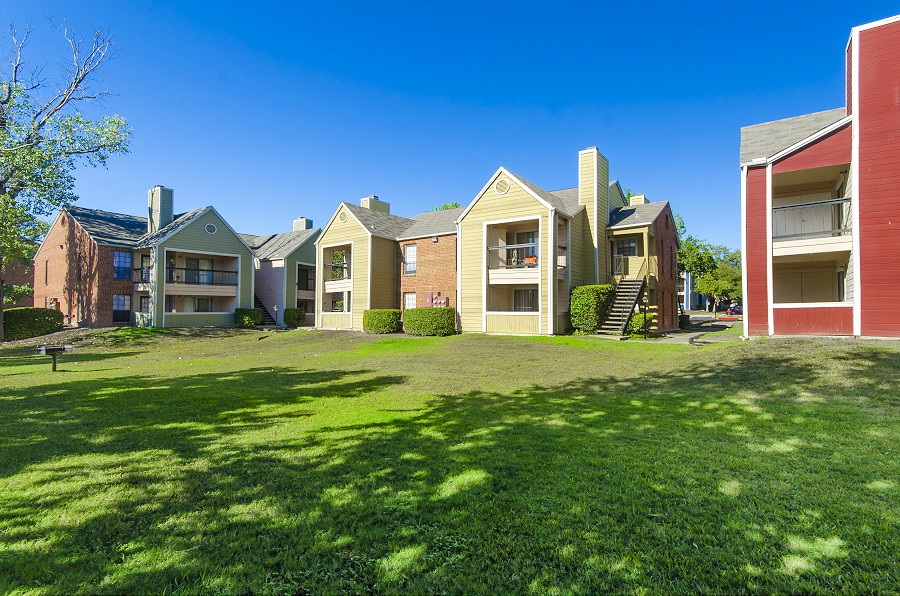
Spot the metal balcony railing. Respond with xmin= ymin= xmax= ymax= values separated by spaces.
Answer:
xmin=296 ymin=278 xmax=315 ymax=291
xmin=328 ymin=262 xmax=351 ymax=280
xmin=166 ymin=267 xmax=238 ymax=286
xmin=487 ymin=242 xmax=539 ymax=269
xmin=557 ymin=245 xmax=568 ymax=269
xmin=773 ymin=198 xmax=852 ymax=241
xmin=133 ymin=267 xmax=152 ymax=283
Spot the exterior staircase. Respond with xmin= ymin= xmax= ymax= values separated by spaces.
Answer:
xmin=598 ymin=278 xmax=646 ymax=335
xmin=254 ymin=295 xmax=277 ymax=326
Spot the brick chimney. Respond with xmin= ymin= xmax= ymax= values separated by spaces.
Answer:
xmin=360 ymin=195 xmax=390 ymax=213
xmin=293 ymin=216 xmax=313 ymax=231
xmin=147 ymin=186 xmax=174 ymax=234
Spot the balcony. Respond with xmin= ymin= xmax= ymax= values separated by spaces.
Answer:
xmin=487 ymin=242 xmax=540 ymax=284
xmin=556 ymin=245 xmax=568 ymax=279
xmin=164 ymin=267 xmax=238 ymax=297
xmin=773 ymin=198 xmax=852 ymax=256
xmin=296 ymin=278 xmax=315 ymax=291
xmin=324 ymin=262 xmax=352 ymax=293
xmin=133 ymin=267 xmax=152 ymax=291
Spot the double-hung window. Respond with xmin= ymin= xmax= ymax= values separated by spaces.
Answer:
xmin=403 ymin=292 xmax=416 ymax=310
xmin=404 ymin=244 xmax=417 ymax=275
xmin=513 ymin=289 xmax=537 ymax=312
xmin=113 ymin=251 xmax=132 ymax=279
xmin=112 ymin=295 xmax=131 ymax=322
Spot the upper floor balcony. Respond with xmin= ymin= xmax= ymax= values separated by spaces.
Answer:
xmin=487 ymin=242 xmax=541 ymax=284
xmin=772 ymin=197 xmax=852 ymax=256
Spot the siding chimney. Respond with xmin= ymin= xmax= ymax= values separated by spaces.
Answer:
xmin=629 ymin=193 xmax=648 ymax=206
xmin=360 ymin=195 xmax=390 ymax=214
xmin=578 ymin=147 xmax=610 ymax=285
xmin=293 ymin=216 xmax=313 ymax=231
xmin=147 ymin=186 xmax=174 ymax=234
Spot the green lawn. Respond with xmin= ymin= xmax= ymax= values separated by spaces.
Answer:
xmin=1 ymin=328 xmax=897 ymax=594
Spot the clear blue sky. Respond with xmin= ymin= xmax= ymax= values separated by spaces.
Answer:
xmin=3 ymin=1 xmax=896 ymax=249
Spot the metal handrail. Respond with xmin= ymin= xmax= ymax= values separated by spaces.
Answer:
xmin=773 ymin=197 xmax=852 ymax=240
xmin=296 ymin=278 xmax=315 ymax=291
xmin=133 ymin=267 xmax=152 ymax=283
xmin=487 ymin=242 xmax=539 ymax=269
xmin=328 ymin=262 xmax=350 ymax=280
xmin=166 ymin=267 xmax=238 ymax=286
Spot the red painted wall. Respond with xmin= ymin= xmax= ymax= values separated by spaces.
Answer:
xmin=772 ymin=124 xmax=851 ymax=173
xmin=858 ymin=21 xmax=900 ymax=337
xmin=745 ymin=166 xmax=769 ymax=336
xmin=773 ymin=306 xmax=853 ymax=335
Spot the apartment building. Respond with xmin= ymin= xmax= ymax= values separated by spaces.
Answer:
xmin=740 ymin=15 xmax=900 ymax=337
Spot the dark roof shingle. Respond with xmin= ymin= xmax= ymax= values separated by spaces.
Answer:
xmin=608 ymin=201 xmax=669 ymax=229
xmin=740 ymin=108 xmax=847 ymax=165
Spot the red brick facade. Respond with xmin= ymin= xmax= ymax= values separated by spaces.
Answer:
xmin=398 ymin=234 xmax=457 ymax=309
xmin=1 ymin=253 xmax=35 ymax=307
xmin=33 ymin=212 xmax=134 ymax=327
xmin=653 ymin=205 xmax=680 ymax=331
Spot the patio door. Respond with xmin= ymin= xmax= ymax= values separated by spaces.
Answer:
xmin=186 ymin=257 xmax=213 ymax=284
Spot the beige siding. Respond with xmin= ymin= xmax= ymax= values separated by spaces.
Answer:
xmin=370 ymin=236 xmax=398 ymax=309
xmin=320 ymin=312 xmax=353 ymax=329
xmin=316 ymin=206 xmax=370 ymax=330
xmin=578 ymin=150 xmax=598 ymax=284
xmin=155 ymin=209 xmax=254 ymax=327
xmin=283 ymin=230 xmax=320 ymax=322
xmin=485 ymin=313 xmax=540 ymax=334
xmin=568 ymin=211 xmax=586 ymax=287
xmin=459 ymin=175 xmax=550 ymax=334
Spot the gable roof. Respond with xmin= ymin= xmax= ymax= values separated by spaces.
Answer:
xmin=508 ymin=170 xmax=581 ymax=217
xmin=341 ymin=203 xmax=418 ymax=240
xmin=66 ymin=206 xmax=149 ymax=247
xmin=608 ymin=201 xmax=670 ymax=229
xmin=397 ymin=206 xmax=465 ymax=240
xmin=133 ymin=207 xmax=208 ymax=249
xmin=239 ymin=227 xmax=321 ymax=260
xmin=740 ymin=108 xmax=847 ymax=165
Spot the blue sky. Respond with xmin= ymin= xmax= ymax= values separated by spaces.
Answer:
xmin=3 ymin=1 xmax=896 ymax=249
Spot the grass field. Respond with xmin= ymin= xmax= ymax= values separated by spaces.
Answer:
xmin=0 ymin=328 xmax=897 ymax=594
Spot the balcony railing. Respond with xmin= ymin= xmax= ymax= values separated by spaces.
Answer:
xmin=133 ymin=267 xmax=152 ymax=283
xmin=487 ymin=242 xmax=539 ymax=269
xmin=328 ymin=262 xmax=351 ymax=280
xmin=296 ymin=278 xmax=315 ymax=291
xmin=773 ymin=198 xmax=852 ymax=241
xmin=166 ymin=267 xmax=238 ymax=286
xmin=557 ymin=245 xmax=567 ymax=269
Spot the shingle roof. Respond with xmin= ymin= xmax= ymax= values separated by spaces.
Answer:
xmin=608 ymin=201 xmax=669 ymax=229
xmin=133 ymin=207 xmax=208 ymax=249
xmin=397 ymin=207 xmax=465 ymax=240
xmin=342 ymin=203 xmax=418 ymax=240
xmin=508 ymin=170 xmax=581 ymax=217
xmin=740 ymin=107 xmax=847 ymax=165
xmin=66 ymin=206 xmax=149 ymax=246
xmin=239 ymin=228 xmax=321 ymax=260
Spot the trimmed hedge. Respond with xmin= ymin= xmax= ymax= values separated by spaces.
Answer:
xmin=402 ymin=307 xmax=456 ymax=336
xmin=627 ymin=312 xmax=654 ymax=337
xmin=569 ymin=284 xmax=615 ymax=333
xmin=679 ymin=313 xmax=692 ymax=330
xmin=3 ymin=307 xmax=63 ymax=341
xmin=363 ymin=309 xmax=402 ymax=334
xmin=234 ymin=308 xmax=263 ymax=328
xmin=283 ymin=307 xmax=306 ymax=328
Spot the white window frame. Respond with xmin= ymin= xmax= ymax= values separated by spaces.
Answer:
xmin=403 ymin=292 xmax=416 ymax=310
xmin=404 ymin=244 xmax=417 ymax=275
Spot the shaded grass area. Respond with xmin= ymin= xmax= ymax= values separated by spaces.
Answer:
xmin=0 ymin=330 xmax=897 ymax=594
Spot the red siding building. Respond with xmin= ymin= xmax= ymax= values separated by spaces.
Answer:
xmin=740 ymin=15 xmax=900 ymax=338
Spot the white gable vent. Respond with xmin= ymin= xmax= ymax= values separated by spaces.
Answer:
xmin=338 ymin=210 xmax=348 ymax=223
xmin=205 ymin=223 xmax=217 ymax=234
xmin=494 ymin=178 xmax=510 ymax=194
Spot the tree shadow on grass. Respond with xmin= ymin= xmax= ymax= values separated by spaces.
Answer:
xmin=0 ymin=344 xmax=897 ymax=594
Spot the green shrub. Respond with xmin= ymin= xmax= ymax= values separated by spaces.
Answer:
xmin=3 ymin=307 xmax=63 ymax=341
xmin=283 ymin=307 xmax=306 ymax=328
xmin=402 ymin=307 xmax=457 ymax=336
xmin=627 ymin=312 xmax=654 ymax=337
xmin=363 ymin=309 xmax=402 ymax=334
xmin=569 ymin=284 xmax=615 ymax=333
xmin=234 ymin=308 xmax=262 ymax=328
xmin=679 ymin=313 xmax=692 ymax=330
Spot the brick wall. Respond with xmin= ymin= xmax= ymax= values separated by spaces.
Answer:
xmin=399 ymin=234 xmax=457 ymax=308
xmin=2 ymin=254 xmax=35 ymax=307
xmin=32 ymin=212 xmax=132 ymax=327
xmin=654 ymin=206 xmax=679 ymax=331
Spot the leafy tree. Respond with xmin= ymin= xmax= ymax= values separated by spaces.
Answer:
xmin=0 ymin=23 xmax=130 ymax=339
xmin=695 ymin=250 xmax=742 ymax=316
xmin=2 ymin=282 xmax=32 ymax=304
xmin=429 ymin=201 xmax=460 ymax=211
